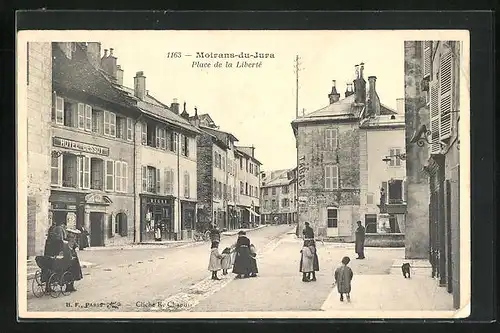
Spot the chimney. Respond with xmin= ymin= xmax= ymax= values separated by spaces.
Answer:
xmin=101 ymin=48 xmax=118 ymax=78
xmin=353 ymin=63 xmax=366 ymax=104
xmin=180 ymin=101 xmax=190 ymax=119
xmin=367 ymin=76 xmax=381 ymax=117
xmin=170 ymin=98 xmax=180 ymax=114
xmin=86 ymin=42 xmax=101 ymax=69
xmin=134 ymin=71 xmax=146 ymax=100
xmin=396 ymin=98 xmax=404 ymax=114
xmin=328 ymin=80 xmax=341 ymax=104
xmin=345 ymin=83 xmax=354 ymax=98
xmin=116 ymin=65 xmax=124 ymax=86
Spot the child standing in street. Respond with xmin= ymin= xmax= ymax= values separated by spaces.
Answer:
xmin=333 ymin=256 xmax=354 ymax=302
xmin=221 ymin=247 xmax=232 ymax=275
xmin=300 ymin=240 xmax=314 ymax=282
xmin=208 ymin=241 xmax=223 ymax=280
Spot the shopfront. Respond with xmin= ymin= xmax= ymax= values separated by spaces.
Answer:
xmin=140 ymin=194 xmax=175 ymax=242
xmin=181 ymin=200 xmax=196 ymax=239
xmin=49 ymin=190 xmax=85 ymax=231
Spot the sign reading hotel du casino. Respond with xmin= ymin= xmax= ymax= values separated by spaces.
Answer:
xmin=53 ymin=137 xmax=110 ymax=156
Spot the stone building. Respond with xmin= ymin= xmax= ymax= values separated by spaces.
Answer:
xmin=404 ymin=41 xmax=461 ymax=309
xmin=189 ymin=113 xmax=240 ymax=231
xmin=50 ymin=42 xmax=140 ymax=247
xmin=260 ymin=168 xmax=297 ymax=224
xmin=291 ymin=67 xmax=406 ymax=241
xmin=26 ymin=42 xmax=53 ymax=256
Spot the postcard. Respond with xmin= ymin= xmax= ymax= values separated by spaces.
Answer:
xmin=17 ymin=29 xmax=470 ymax=319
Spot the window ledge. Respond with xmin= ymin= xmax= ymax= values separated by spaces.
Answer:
xmin=52 ymin=123 xmax=134 ymax=145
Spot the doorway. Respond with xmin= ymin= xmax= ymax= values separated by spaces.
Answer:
xmin=90 ymin=212 xmax=105 ymax=246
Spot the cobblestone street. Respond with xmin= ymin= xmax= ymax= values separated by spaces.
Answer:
xmin=25 ymin=225 xmax=453 ymax=314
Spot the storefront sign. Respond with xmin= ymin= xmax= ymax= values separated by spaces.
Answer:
xmin=53 ymin=137 xmax=109 ymax=156
xmin=298 ymin=156 xmax=308 ymax=187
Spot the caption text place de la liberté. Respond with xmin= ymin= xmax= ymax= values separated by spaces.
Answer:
xmin=165 ymin=51 xmax=276 ymax=69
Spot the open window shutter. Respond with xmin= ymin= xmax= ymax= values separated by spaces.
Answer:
xmin=429 ymin=81 xmax=441 ymax=154
xmin=76 ymin=156 xmax=82 ymax=188
xmin=104 ymin=111 xmax=110 ymax=135
xmin=439 ymin=51 xmax=453 ymax=140
xmin=122 ymin=162 xmax=128 ymax=193
xmin=114 ymin=161 xmax=120 ymax=192
xmin=77 ymin=103 xmax=85 ymax=129
xmin=423 ymin=41 xmax=432 ymax=78
xmin=52 ymin=92 xmax=57 ymax=121
xmin=395 ymin=148 xmax=402 ymax=166
xmin=85 ymin=105 xmax=92 ymax=131
xmin=382 ymin=181 xmax=388 ymax=204
xmin=389 ymin=149 xmax=395 ymax=166
xmin=142 ymin=166 xmax=147 ymax=192
xmin=141 ymin=123 xmax=147 ymax=144
xmin=84 ymin=156 xmax=91 ymax=189
xmin=164 ymin=169 xmax=168 ymax=194
xmin=156 ymin=168 xmax=161 ymax=193
xmin=57 ymin=155 xmax=63 ymax=186
xmin=402 ymin=178 xmax=407 ymax=202
xmin=325 ymin=166 xmax=331 ymax=189
xmin=324 ymin=130 xmax=330 ymax=149
xmin=333 ymin=129 xmax=338 ymax=149
xmin=155 ymin=126 xmax=160 ymax=148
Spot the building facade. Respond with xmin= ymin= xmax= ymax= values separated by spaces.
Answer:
xmin=404 ymin=41 xmax=461 ymax=309
xmin=292 ymin=68 xmax=406 ymax=241
xmin=260 ymin=168 xmax=297 ymax=224
xmin=190 ymin=113 xmax=240 ymax=231
xmin=235 ymin=146 xmax=262 ymax=226
xmin=50 ymin=42 xmax=140 ymax=247
xmin=26 ymin=42 xmax=53 ymax=257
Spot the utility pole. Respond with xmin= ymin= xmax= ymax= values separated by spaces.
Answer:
xmin=294 ymin=55 xmax=302 ymax=227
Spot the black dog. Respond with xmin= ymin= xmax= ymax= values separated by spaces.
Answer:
xmin=401 ymin=263 xmax=411 ymax=278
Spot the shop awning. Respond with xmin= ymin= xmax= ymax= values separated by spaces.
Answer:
xmin=246 ymin=207 xmax=260 ymax=217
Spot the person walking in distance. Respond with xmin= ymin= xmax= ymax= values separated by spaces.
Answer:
xmin=333 ymin=256 xmax=354 ymax=302
xmin=354 ymin=221 xmax=366 ymax=259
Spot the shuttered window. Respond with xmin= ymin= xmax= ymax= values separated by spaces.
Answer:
xmin=439 ymin=51 xmax=454 ymax=140
xmin=105 ymin=160 xmax=114 ymax=191
xmin=126 ymin=118 xmax=134 ymax=141
xmin=141 ymin=122 xmax=147 ymax=145
xmin=184 ymin=172 xmax=190 ymax=198
xmin=141 ymin=166 xmax=147 ymax=192
xmin=85 ymin=105 xmax=92 ymax=131
xmin=325 ymin=129 xmax=338 ymax=150
xmin=54 ymin=95 xmax=65 ymax=125
xmin=381 ymin=181 xmax=388 ymax=204
xmin=80 ymin=156 xmax=91 ymax=189
xmin=423 ymin=41 xmax=432 ymax=78
xmin=156 ymin=168 xmax=161 ymax=193
xmin=77 ymin=103 xmax=85 ymax=129
xmin=324 ymin=165 xmax=339 ymax=190
xmin=429 ymin=81 xmax=441 ymax=154
xmin=164 ymin=168 xmax=174 ymax=195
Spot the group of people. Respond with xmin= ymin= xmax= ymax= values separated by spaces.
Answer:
xmin=42 ymin=220 xmax=84 ymax=293
xmin=299 ymin=220 xmax=366 ymax=303
xmin=208 ymin=230 xmax=258 ymax=280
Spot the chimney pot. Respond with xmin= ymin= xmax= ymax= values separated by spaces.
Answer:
xmin=332 ymin=80 xmax=336 ymax=88
xmin=134 ymin=71 xmax=146 ymax=100
xmin=170 ymin=98 xmax=180 ymax=115
xmin=103 ymin=49 xmax=108 ymax=57
xmin=110 ymin=48 xmax=114 ymax=56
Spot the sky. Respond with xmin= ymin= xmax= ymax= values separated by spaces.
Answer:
xmin=94 ymin=31 xmax=405 ymax=171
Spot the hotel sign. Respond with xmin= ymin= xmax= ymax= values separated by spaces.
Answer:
xmin=53 ymin=137 xmax=109 ymax=156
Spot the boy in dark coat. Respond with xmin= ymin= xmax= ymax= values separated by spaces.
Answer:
xmin=334 ymin=256 xmax=354 ymax=302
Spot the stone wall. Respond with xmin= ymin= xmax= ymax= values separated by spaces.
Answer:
xmin=26 ymin=42 xmax=52 ymax=257
xmin=196 ymin=133 xmax=214 ymax=226
xmin=296 ymin=121 xmax=361 ymax=238
xmin=404 ymin=41 xmax=431 ymax=259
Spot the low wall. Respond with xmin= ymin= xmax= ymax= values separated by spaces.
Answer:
xmin=324 ymin=233 xmax=405 ymax=247
xmin=365 ymin=233 xmax=405 ymax=247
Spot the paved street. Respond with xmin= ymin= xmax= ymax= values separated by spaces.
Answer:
xmin=26 ymin=225 xmax=453 ymax=313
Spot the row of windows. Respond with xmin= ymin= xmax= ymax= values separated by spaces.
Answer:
xmin=239 ymin=181 xmax=259 ymax=197
xmin=262 ymin=185 xmax=291 ymax=196
xmin=262 ymin=198 xmax=291 ymax=210
xmin=239 ymin=156 xmax=260 ymax=177
xmin=141 ymin=122 xmax=191 ymax=158
xmin=54 ymin=96 xmax=134 ymax=141
xmin=213 ymin=179 xmax=237 ymax=202
xmin=51 ymin=153 xmax=128 ymax=192
xmin=141 ymin=166 xmax=191 ymax=198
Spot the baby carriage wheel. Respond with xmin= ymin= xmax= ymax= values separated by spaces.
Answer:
xmin=48 ymin=273 xmax=62 ymax=298
xmin=60 ymin=271 xmax=74 ymax=296
xmin=31 ymin=270 xmax=45 ymax=298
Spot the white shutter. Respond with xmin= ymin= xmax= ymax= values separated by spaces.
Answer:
xmin=105 ymin=160 xmax=114 ymax=191
xmin=110 ymin=113 xmax=116 ymax=137
xmin=122 ymin=162 xmax=128 ymax=193
xmin=324 ymin=130 xmax=330 ymax=149
xmin=389 ymin=149 xmax=395 ymax=166
xmin=423 ymin=41 xmax=432 ymax=78
xmin=55 ymin=96 xmax=64 ymax=125
xmin=429 ymin=81 xmax=441 ymax=154
xmin=104 ymin=111 xmax=110 ymax=135
xmin=156 ymin=126 xmax=160 ymax=148
xmin=127 ymin=118 xmax=133 ymax=141
xmin=382 ymin=181 xmax=389 ymax=204
xmin=325 ymin=166 xmax=331 ymax=189
xmin=85 ymin=105 xmax=92 ymax=131
xmin=164 ymin=169 xmax=169 ymax=194
xmin=439 ymin=51 xmax=453 ymax=140
xmin=333 ymin=165 xmax=339 ymax=189
xmin=77 ymin=156 xmax=82 ymax=188
xmin=115 ymin=161 xmax=122 ymax=192
xmin=402 ymin=178 xmax=407 ymax=202
xmin=142 ymin=166 xmax=147 ymax=192
xmin=77 ymin=103 xmax=85 ymax=129
xmin=156 ymin=168 xmax=161 ymax=193
xmin=141 ymin=122 xmax=147 ymax=145
xmin=57 ymin=155 xmax=63 ymax=186
xmin=83 ymin=156 xmax=90 ymax=189
xmin=332 ymin=129 xmax=338 ymax=149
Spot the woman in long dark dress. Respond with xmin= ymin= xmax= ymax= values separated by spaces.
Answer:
xmin=355 ymin=221 xmax=366 ymax=259
xmin=232 ymin=231 xmax=253 ymax=278
xmin=61 ymin=229 xmax=83 ymax=292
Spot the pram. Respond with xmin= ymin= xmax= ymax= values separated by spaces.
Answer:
xmin=32 ymin=255 xmax=75 ymax=298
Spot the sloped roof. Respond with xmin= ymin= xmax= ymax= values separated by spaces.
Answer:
xmin=235 ymin=146 xmax=262 ymax=165
xmin=261 ymin=169 xmax=293 ymax=187
xmin=380 ymin=103 xmax=398 ymax=115
xmin=200 ymin=126 xmax=239 ymax=144
xmin=304 ymin=94 xmax=362 ymax=118
xmin=359 ymin=114 xmax=405 ymax=129
xmin=115 ymin=85 xmax=169 ymax=108
xmin=52 ymin=43 xmax=136 ymax=110
xmin=136 ymin=100 xmax=201 ymax=134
